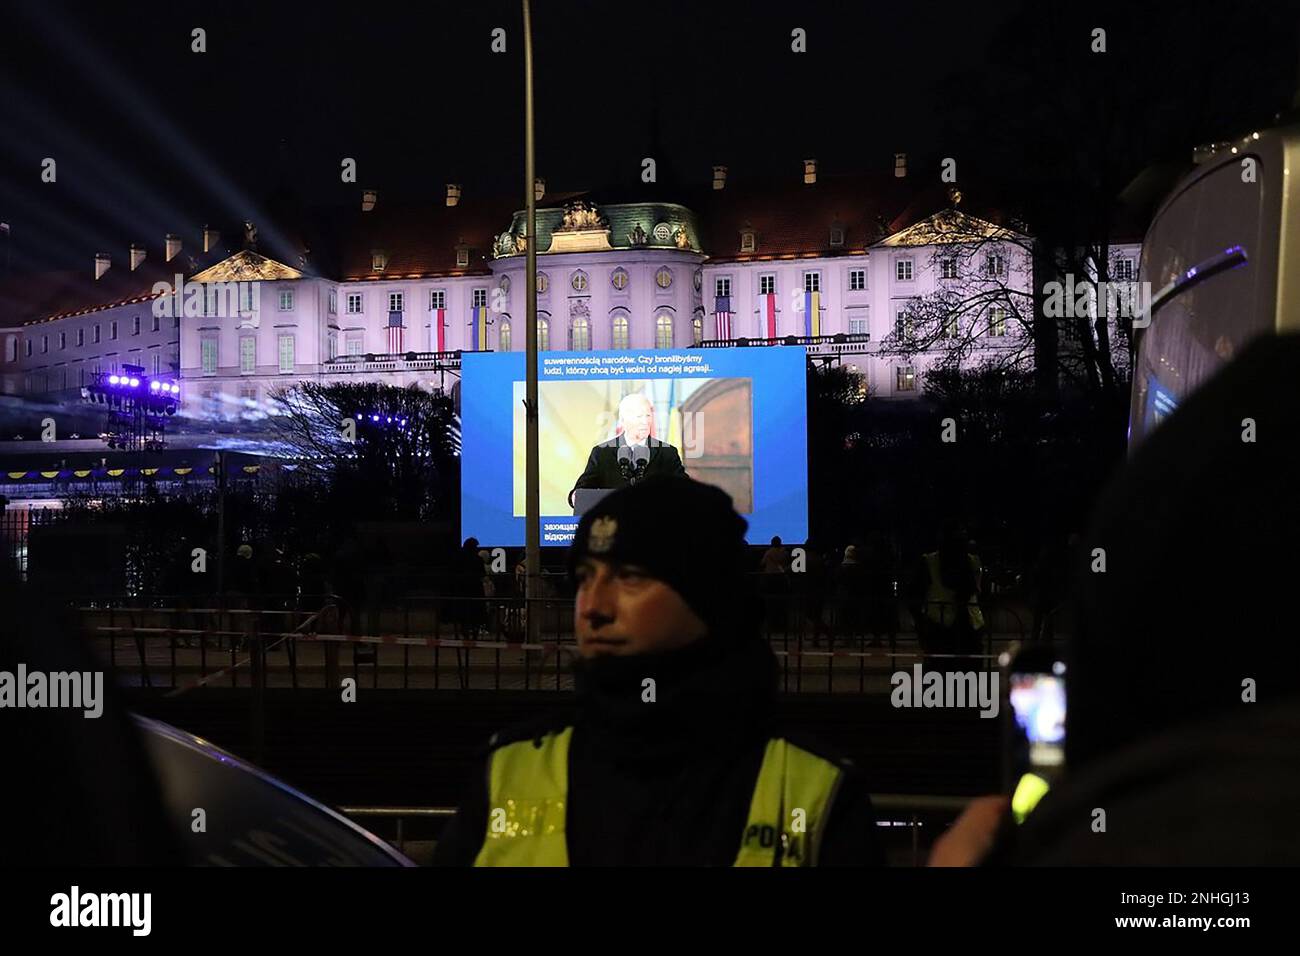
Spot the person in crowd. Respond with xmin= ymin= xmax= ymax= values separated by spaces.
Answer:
xmin=433 ymin=477 xmax=883 ymax=866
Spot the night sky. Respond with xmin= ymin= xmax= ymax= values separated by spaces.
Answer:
xmin=2 ymin=0 xmax=1298 ymax=277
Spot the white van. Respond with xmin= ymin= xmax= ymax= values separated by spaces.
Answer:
xmin=1129 ymin=123 xmax=1300 ymax=448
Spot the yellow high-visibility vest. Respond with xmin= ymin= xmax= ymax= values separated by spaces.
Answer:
xmin=922 ymin=552 xmax=985 ymax=630
xmin=472 ymin=727 xmax=844 ymax=867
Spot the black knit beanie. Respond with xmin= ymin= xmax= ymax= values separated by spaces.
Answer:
xmin=567 ymin=476 xmax=754 ymax=639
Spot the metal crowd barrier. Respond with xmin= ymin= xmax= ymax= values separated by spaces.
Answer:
xmin=339 ymin=794 xmax=974 ymax=867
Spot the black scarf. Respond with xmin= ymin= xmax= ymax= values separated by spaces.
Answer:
xmin=570 ymin=635 xmax=778 ymax=768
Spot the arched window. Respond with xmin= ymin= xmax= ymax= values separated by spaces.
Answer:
xmin=692 ymin=314 xmax=703 ymax=345
xmin=537 ymin=317 xmax=550 ymax=351
xmin=499 ymin=319 xmax=512 ymax=352
xmin=570 ymin=316 xmax=590 ymax=350
xmin=611 ymin=314 xmax=630 ymax=350
xmin=655 ymin=313 xmax=674 ymax=349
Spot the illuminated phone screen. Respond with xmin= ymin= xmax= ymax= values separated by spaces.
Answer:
xmin=1008 ymin=668 xmax=1066 ymax=822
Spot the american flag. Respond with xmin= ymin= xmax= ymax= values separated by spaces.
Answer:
xmin=714 ymin=295 xmax=732 ymax=339
xmin=387 ymin=310 xmax=404 ymax=354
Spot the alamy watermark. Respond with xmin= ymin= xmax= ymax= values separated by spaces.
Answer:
xmin=1043 ymin=274 xmax=1153 ymax=328
xmin=890 ymin=662 xmax=999 ymax=718
xmin=50 ymin=886 xmax=151 ymax=936
xmin=150 ymin=274 xmax=259 ymax=319
xmin=0 ymin=664 xmax=103 ymax=718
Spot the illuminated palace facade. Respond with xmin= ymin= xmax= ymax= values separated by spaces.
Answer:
xmin=0 ymin=161 xmax=1142 ymax=425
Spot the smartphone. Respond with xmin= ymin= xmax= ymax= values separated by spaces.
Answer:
xmin=1000 ymin=643 xmax=1066 ymax=823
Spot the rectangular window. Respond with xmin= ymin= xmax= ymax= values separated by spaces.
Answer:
xmin=715 ymin=277 xmax=731 ymax=299
xmin=327 ymin=331 xmax=338 ymax=360
xmin=279 ymin=289 xmax=294 ymax=311
xmin=759 ymin=274 xmax=776 ymax=296
xmin=942 ymin=315 xmax=958 ymax=338
xmin=58 ymin=332 xmax=66 ymax=350
xmin=240 ymin=336 xmax=256 ymax=374
xmin=42 ymin=335 xmax=48 ymax=353
xmin=389 ymin=292 xmax=404 ymax=313
xmin=346 ymin=333 xmax=364 ymax=356
xmin=241 ymin=285 xmax=257 ymax=314
xmin=152 ymin=352 xmax=161 ymax=376
xmin=132 ymin=316 xmax=141 ymax=335
xmin=941 ymin=259 xmax=958 ymax=279
xmin=201 ymin=337 xmax=218 ymax=375
xmin=25 ymin=339 xmax=32 ymax=357
xmin=430 ymin=290 xmax=446 ymax=311
xmin=896 ymin=259 xmax=913 ymax=282
xmin=740 ymin=232 xmax=756 ymax=253
xmin=472 ymin=289 xmax=487 ymax=309
xmin=989 ymin=308 xmax=1008 ymax=337
xmin=110 ymin=320 xmax=118 ymax=340
xmin=803 ymin=272 xmax=821 ymax=293
xmin=76 ymin=328 xmax=84 ymax=347
xmin=1114 ymin=258 xmax=1135 ymax=281
xmin=278 ymin=334 xmax=295 ymax=373
xmin=151 ymin=314 xmax=160 ymax=332
xmin=848 ymin=269 xmax=866 ymax=292
xmin=347 ymin=292 xmax=364 ymax=315
xmin=93 ymin=325 xmax=101 ymax=344
xmin=847 ymin=309 xmax=869 ymax=335
xmin=895 ymin=310 xmax=914 ymax=340
xmin=328 ymin=289 xmax=338 ymax=314
xmin=985 ymin=254 xmax=1006 ymax=278
xmin=895 ymin=366 xmax=916 ymax=392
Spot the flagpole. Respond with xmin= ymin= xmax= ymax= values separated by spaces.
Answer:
xmin=523 ymin=0 xmax=541 ymax=643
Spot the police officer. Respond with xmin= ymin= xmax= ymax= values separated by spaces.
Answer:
xmin=433 ymin=476 xmax=883 ymax=866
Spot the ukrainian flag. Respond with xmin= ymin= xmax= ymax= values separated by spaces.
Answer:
xmin=470 ymin=306 xmax=491 ymax=351
xmin=803 ymin=290 xmax=821 ymax=337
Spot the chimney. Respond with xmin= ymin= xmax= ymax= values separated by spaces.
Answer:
xmin=803 ymin=159 xmax=817 ymax=185
xmin=894 ymin=153 xmax=907 ymax=178
xmin=362 ymin=189 xmax=378 ymax=212
xmin=446 ymin=183 xmax=462 ymax=207
xmin=165 ymin=233 xmax=182 ymax=262
xmin=95 ymin=253 xmax=111 ymax=280
xmin=203 ymin=224 xmax=220 ymax=253
xmin=712 ymin=165 xmax=727 ymax=190
xmin=129 ymin=243 xmax=146 ymax=271
xmin=534 ymin=178 xmax=546 ymax=201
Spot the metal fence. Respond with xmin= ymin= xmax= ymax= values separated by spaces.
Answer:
xmin=77 ymin=591 xmax=1025 ymax=695
xmin=338 ymin=794 xmax=972 ymax=867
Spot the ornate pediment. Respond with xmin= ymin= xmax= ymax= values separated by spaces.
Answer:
xmin=877 ymin=209 xmax=1021 ymax=247
xmin=190 ymin=250 xmax=304 ymax=282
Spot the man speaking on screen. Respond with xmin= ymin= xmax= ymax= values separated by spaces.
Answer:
xmin=569 ymin=392 xmax=687 ymax=507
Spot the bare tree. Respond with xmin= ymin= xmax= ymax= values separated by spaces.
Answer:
xmin=267 ymin=381 xmax=460 ymax=520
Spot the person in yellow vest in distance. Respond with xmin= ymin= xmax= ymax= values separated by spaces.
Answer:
xmin=432 ymin=477 xmax=884 ymax=866
xmin=910 ymin=525 xmax=985 ymax=672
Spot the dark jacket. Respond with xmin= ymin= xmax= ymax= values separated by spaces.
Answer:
xmin=572 ymin=435 xmax=687 ymax=495
xmin=432 ymin=635 xmax=883 ymax=866
xmin=1005 ymin=335 xmax=1300 ymax=864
